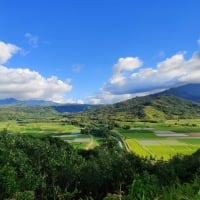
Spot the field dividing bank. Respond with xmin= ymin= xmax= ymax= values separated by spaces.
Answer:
xmin=116 ymin=128 xmax=200 ymax=160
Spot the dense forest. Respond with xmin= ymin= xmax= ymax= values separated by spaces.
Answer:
xmin=0 ymin=129 xmax=199 ymax=200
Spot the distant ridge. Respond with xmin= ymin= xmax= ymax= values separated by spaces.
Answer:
xmin=81 ymin=84 xmax=200 ymax=121
xmin=85 ymin=94 xmax=200 ymax=122
xmin=0 ymin=98 xmax=59 ymax=107
xmin=0 ymin=98 xmax=18 ymax=105
xmin=52 ymin=104 xmax=102 ymax=113
xmin=0 ymin=83 xmax=199 ymax=115
xmin=0 ymin=98 xmax=102 ymax=113
xmin=159 ymin=84 xmax=200 ymax=102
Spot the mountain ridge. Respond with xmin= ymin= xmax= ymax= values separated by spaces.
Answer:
xmin=82 ymin=93 xmax=200 ymax=122
xmin=0 ymin=83 xmax=199 ymax=115
xmin=158 ymin=83 xmax=200 ymax=102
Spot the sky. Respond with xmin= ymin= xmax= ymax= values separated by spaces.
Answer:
xmin=0 ymin=0 xmax=200 ymax=104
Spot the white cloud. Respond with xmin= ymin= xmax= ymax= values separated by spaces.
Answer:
xmin=0 ymin=65 xmax=72 ymax=102
xmin=110 ymin=57 xmax=142 ymax=85
xmin=90 ymin=52 xmax=200 ymax=104
xmin=0 ymin=40 xmax=72 ymax=103
xmin=113 ymin=57 xmax=142 ymax=72
xmin=0 ymin=41 xmax=21 ymax=64
xmin=88 ymin=91 xmax=133 ymax=104
xmin=24 ymin=33 xmax=39 ymax=48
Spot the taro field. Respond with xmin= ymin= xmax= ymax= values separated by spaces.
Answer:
xmin=0 ymin=120 xmax=100 ymax=150
xmin=52 ymin=132 xmax=101 ymax=149
xmin=117 ymin=128 xmax=200 ymax=160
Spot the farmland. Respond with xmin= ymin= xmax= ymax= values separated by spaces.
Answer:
xmin=0 ymin=120 xmax=80 ymax=135
xmin=0 ymin=118 xmax=200 ymax=158
xmin=115 ymin=120 xmax=200 ymax=160
xmin=0 ymin=120 xmax=102 ymax=150
xmin=0 ymin=117 xmax=200 ymax=199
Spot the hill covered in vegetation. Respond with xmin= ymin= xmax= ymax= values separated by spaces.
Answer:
xmin=1 ymin=94 xmax=200 ymax=123
xmin=0 ymin=98 xmax=102 ymax=114
xmin=80 ymin=94 xmax=200 ymax=122
xmin=0 ymin=106 xmax=60 ymax=121
xmin=160 ymin=83 xmax=200 ymax=102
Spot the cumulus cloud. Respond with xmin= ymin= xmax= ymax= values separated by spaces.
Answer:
xmin=110 ymin=57 xmax=142 ymax=85
xmin=24 ymin=33 xmax=39 ymax=48
xmin=90 ymin=52 xmax=200 ymax=104
xmin=0 ymin=65 xmax=72 ymax=102
xmin=0 ymin=41 xmax=21 ymax=64
xmin=0 ymin=40 xmax=72 ymax=103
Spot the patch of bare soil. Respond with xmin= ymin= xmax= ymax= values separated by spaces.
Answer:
xmin=189 ymin=133 xmax=200 ymax=137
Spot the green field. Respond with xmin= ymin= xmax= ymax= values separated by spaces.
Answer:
xmin=117 ymin=119 xmax=200 ymax=132
xmin=0 ymin=120 xmax=80 ymax=135
xmin=1 ymin=119 xmax=200 ymax=155
xmin=117 ymin=127 xmax=200 ymax=160
xmin=0 ymin=120 xmax=101 ymax=150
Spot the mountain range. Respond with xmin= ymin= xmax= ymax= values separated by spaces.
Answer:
xmin=0 ymin=98 xmax=59 ymax=106
xmin=0 ymin=84 xmax=199 ymax=115
xmin=159 ymin=84 xmax=200 ymax=102
xmin=0 ymin=98 xmax=101 ymax=113
xmin=75 ymin=84 xmax=200 ymax=121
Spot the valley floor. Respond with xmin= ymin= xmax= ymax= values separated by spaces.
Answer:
xmin=0 ymin=119 xmax=200 ymax=160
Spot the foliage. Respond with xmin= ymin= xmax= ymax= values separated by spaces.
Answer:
xmin=0 ymin=130 xmax=199 ymax=199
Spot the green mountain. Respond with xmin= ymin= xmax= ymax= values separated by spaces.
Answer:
xmin=0 ymin=98 xmax=102 ymax=113
xmin=160 ymin=84 xmax=200 ymax=102
xmin=0 ymin=106 xmax=60 ymax=121
xmin=83 ymin=94 xmax=200 ymax=122
xmin=1 ymin=84 xmax=200 ymax=121
xmin=0 ymin=98 xmax=60 ymax=107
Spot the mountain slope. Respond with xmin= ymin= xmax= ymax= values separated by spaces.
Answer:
xmin=0 ymin=98 xmax=18 ymax=105
xmin=82 ymin=94 xmax=200 ymax=122
xmin=160 ymin=84 xmax=200 ymax=102
xmin=0 ymin=98 xmax=59 ymax=106
xmin=0 ymin=106 xmax=60 ymax=121
xmin=0 ymin=98 xmax=102 ymax=113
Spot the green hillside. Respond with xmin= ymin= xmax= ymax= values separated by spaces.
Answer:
xmin=80 ymin=95 xmax=200 ymax=122
xmin=1 ymin=94 xmax=200 ymax=123
xmin=0 ymin=106 xmax=60 ymax=121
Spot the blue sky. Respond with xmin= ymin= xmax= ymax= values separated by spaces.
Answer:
xmin=0 ymin=0 xmax=200 ymax=104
